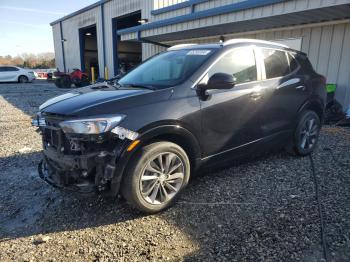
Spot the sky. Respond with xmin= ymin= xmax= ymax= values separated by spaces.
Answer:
xmin=0 ymin=0 xmax=97 ymax=56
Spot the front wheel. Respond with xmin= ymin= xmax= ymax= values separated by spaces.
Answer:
xmin=121 ymin=142 xmax=190 ymax=213
xmin=286 ymin=110 xmax=321 ymax=156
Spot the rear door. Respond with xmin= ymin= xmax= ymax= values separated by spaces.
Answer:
xmin=256 ymin=48 xmax=310 ymax=138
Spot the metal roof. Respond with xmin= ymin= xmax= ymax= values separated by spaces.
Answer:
xmin=50 ymin=0 xmax=110 ymax=26
xmin=125 ymin=4 xmax=350 ymax=42
xmin=117 ymin=0 xmax=289 ymax=35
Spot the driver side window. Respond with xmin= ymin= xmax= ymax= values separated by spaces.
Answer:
xmin=208 ymin=47 xmax=257 ymax=85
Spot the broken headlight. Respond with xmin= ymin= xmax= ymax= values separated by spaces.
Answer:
xmin=59 ymin=115 xmax=125 ymax=134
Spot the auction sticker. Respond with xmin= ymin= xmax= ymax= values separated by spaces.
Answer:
xmin=187 ymin=50 xmax=211 ymax=56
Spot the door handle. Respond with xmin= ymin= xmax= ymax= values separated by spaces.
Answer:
xmin=250 ymin=91 xmax=262 ymax=99
xmin=295 ymin=85 xmax=306 ymax=91
xmin=250 ymin=85 xmax=262 ymax=99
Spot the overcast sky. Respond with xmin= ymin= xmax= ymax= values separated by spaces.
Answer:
xmin=0 ymin=0 xmax=97 ymax=56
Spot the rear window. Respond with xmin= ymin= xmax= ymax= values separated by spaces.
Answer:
xmin=6 ymin=67 xmax=19 ymax=72
xmin=295 ymin=53 xmax=314 ymax=72
xmin=288 ymin=53 xmax=299 ymax=72
xmin=262 ymin=49 xmax=290 ymax=79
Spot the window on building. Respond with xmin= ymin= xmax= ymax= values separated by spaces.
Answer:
xmin=208 ymin=47 xmax=257 ymax=84
xmin=262 ymin=49 xmax=290 ymax=79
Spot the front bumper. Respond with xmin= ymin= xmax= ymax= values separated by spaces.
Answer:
xmin=37 ymin=123 xmax=129 ymax=195
xmin=39 ymin=147 xmax=123 ymax=194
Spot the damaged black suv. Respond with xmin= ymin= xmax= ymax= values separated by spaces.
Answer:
xmin=33 ymin=39 xmax=326 ymax=213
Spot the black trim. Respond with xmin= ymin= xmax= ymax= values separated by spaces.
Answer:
xmin=78 ymin=28 xmax=85 ymax=72
xmin=101 ymin=3 xmax=106 ymax=74
xmin=59 ymin=21 xmax=66 ymax=72
xmin=112 ymin=17 xmax=118 ymax=76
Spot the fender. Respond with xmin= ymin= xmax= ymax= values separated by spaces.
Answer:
xmin=109 ymin=123 xmax=202 ymax=196
xmin=297 ymin=96 xmax=325 ymax=121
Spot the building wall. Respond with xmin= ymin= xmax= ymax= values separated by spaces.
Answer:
xmin=52 ymin=24 xmax=64 ymax=71
xmin=59 ymin=6 xmax=103 ymax=74
xmin=140 ymin=0 xmax=350 ymax=39
xmin=103 ymin=0 xmax=141 ymax=76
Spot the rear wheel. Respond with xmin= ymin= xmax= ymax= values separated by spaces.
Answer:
xmin=286 ymin=110 xmax=321 ymax=156
xmin=18 ymin=75 xmax=28 ymax=83
xmin=121 ymin=142 xmax=190 ymax=213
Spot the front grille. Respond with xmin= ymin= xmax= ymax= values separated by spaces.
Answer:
xmin=43 ymin=128 xmax=62 ymax=150
xmin=42 ymin=116 xmax=67 ymax=152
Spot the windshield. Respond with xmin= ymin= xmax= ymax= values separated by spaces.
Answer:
xmin=118 ymin=48 xmax=216 ymax=89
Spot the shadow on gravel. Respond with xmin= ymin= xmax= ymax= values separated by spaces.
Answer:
xmin=0 ymin=151 xmax=144 ymax=242
xmin=0 ymin=81 xmax=67 ymax=117
xmin=0 ymin=149 xmax=325 ymax=261
xmin=1 ymin=84 xmax=349 ymax=261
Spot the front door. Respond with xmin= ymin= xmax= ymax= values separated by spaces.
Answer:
xmin=199 ymin=46 xmax=264 ymax=159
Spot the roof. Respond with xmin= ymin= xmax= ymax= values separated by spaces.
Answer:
xmin=223 ymin=39 xmax=288 ymax=48
xmin=167 ymin=39 xmax=296 ymax=52
xmin=50 ymin=0 xmax=110 ymax=26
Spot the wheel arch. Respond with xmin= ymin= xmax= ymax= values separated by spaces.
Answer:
xmin=298 ymin=99 xmax=325 ymax=122
xmin=18 ymin=75 xmax=28 ymax=82
xmin=138 ymin=125 xmax=201 ymax=169
xmin=109 ymin=124 xmax=202 ymax=197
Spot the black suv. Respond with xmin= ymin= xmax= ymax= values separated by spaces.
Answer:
xmin=33 ymin=39 xmax=326 ymax=213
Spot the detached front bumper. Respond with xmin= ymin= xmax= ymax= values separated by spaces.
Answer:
xmin=37 ymin=129 xmax=131 ymax=195
xmin=39 ymin=147 xmax=123 ymax=194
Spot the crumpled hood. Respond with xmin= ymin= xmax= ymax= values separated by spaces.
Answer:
xmin=40 ymin=84 xmax=155 ymax=116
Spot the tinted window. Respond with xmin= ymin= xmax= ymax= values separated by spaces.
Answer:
xmin=0 ymin=67 xmax=5 ymax=72
xmin=288 ymin=53 xmax=299 ymax=72
xmin=208 ymin=47 xmax=257 ymax=84
xmin=262 ymin=49 xmax=290 ymax=79
xmin=119 ymin=49 xmax=216 ymax=89
xmin=3 ymin=67 xmax=19 ymax=72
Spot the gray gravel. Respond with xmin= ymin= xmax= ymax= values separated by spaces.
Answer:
xmin=0 ymin=81 xmax=349 ymax=261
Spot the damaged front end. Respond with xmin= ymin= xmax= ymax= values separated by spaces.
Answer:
xmin=33 ymin=112 xmax=138 ymax=195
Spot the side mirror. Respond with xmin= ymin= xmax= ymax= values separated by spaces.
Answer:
xmin=202 ymin=73 xmax=235 ymax=90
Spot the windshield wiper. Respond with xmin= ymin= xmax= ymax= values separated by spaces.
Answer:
xmin=123 ymin=84 xmax=156 ymax=91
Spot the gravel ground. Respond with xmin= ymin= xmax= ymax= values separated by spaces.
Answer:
xmin=0 ymin=81 xmax=349 ymax=261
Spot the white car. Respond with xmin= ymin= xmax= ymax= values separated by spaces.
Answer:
xmin=0 ymin=66 xmax=36 ymax=83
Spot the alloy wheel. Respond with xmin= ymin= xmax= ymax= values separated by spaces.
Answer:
xmin=299 ymin=117 xmax=319 ymax=150
xmin=139 ymin=152 xmax=185 ymax=205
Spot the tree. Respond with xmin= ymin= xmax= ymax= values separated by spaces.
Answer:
xmin=0 ymin=52 xmax=56 ymax=68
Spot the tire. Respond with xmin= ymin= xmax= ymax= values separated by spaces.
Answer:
xmin=121 ymin=141 xmax=190 ymax=213
xmin=81 ymin=75 xmax=90 ymax=87
xmin=286 ymin=110 xmax=321 ymax=156
xmin=18 ymin=75 xmax=28 ymax=83
xmin=55 ymin=76 xmax=71 ymax=88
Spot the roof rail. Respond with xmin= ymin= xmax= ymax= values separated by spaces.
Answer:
xmin=167 ymin=44 xmax=198 ymax=50
xmin=223 ymin=38 xmax=288 ymax=48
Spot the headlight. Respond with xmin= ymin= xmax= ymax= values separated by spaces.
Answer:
xmin=59 ymin=115 xmax=125 ymax=134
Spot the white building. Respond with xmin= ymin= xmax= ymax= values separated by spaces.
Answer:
xmin=51 ymin=0 xmax=350 ymax=108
